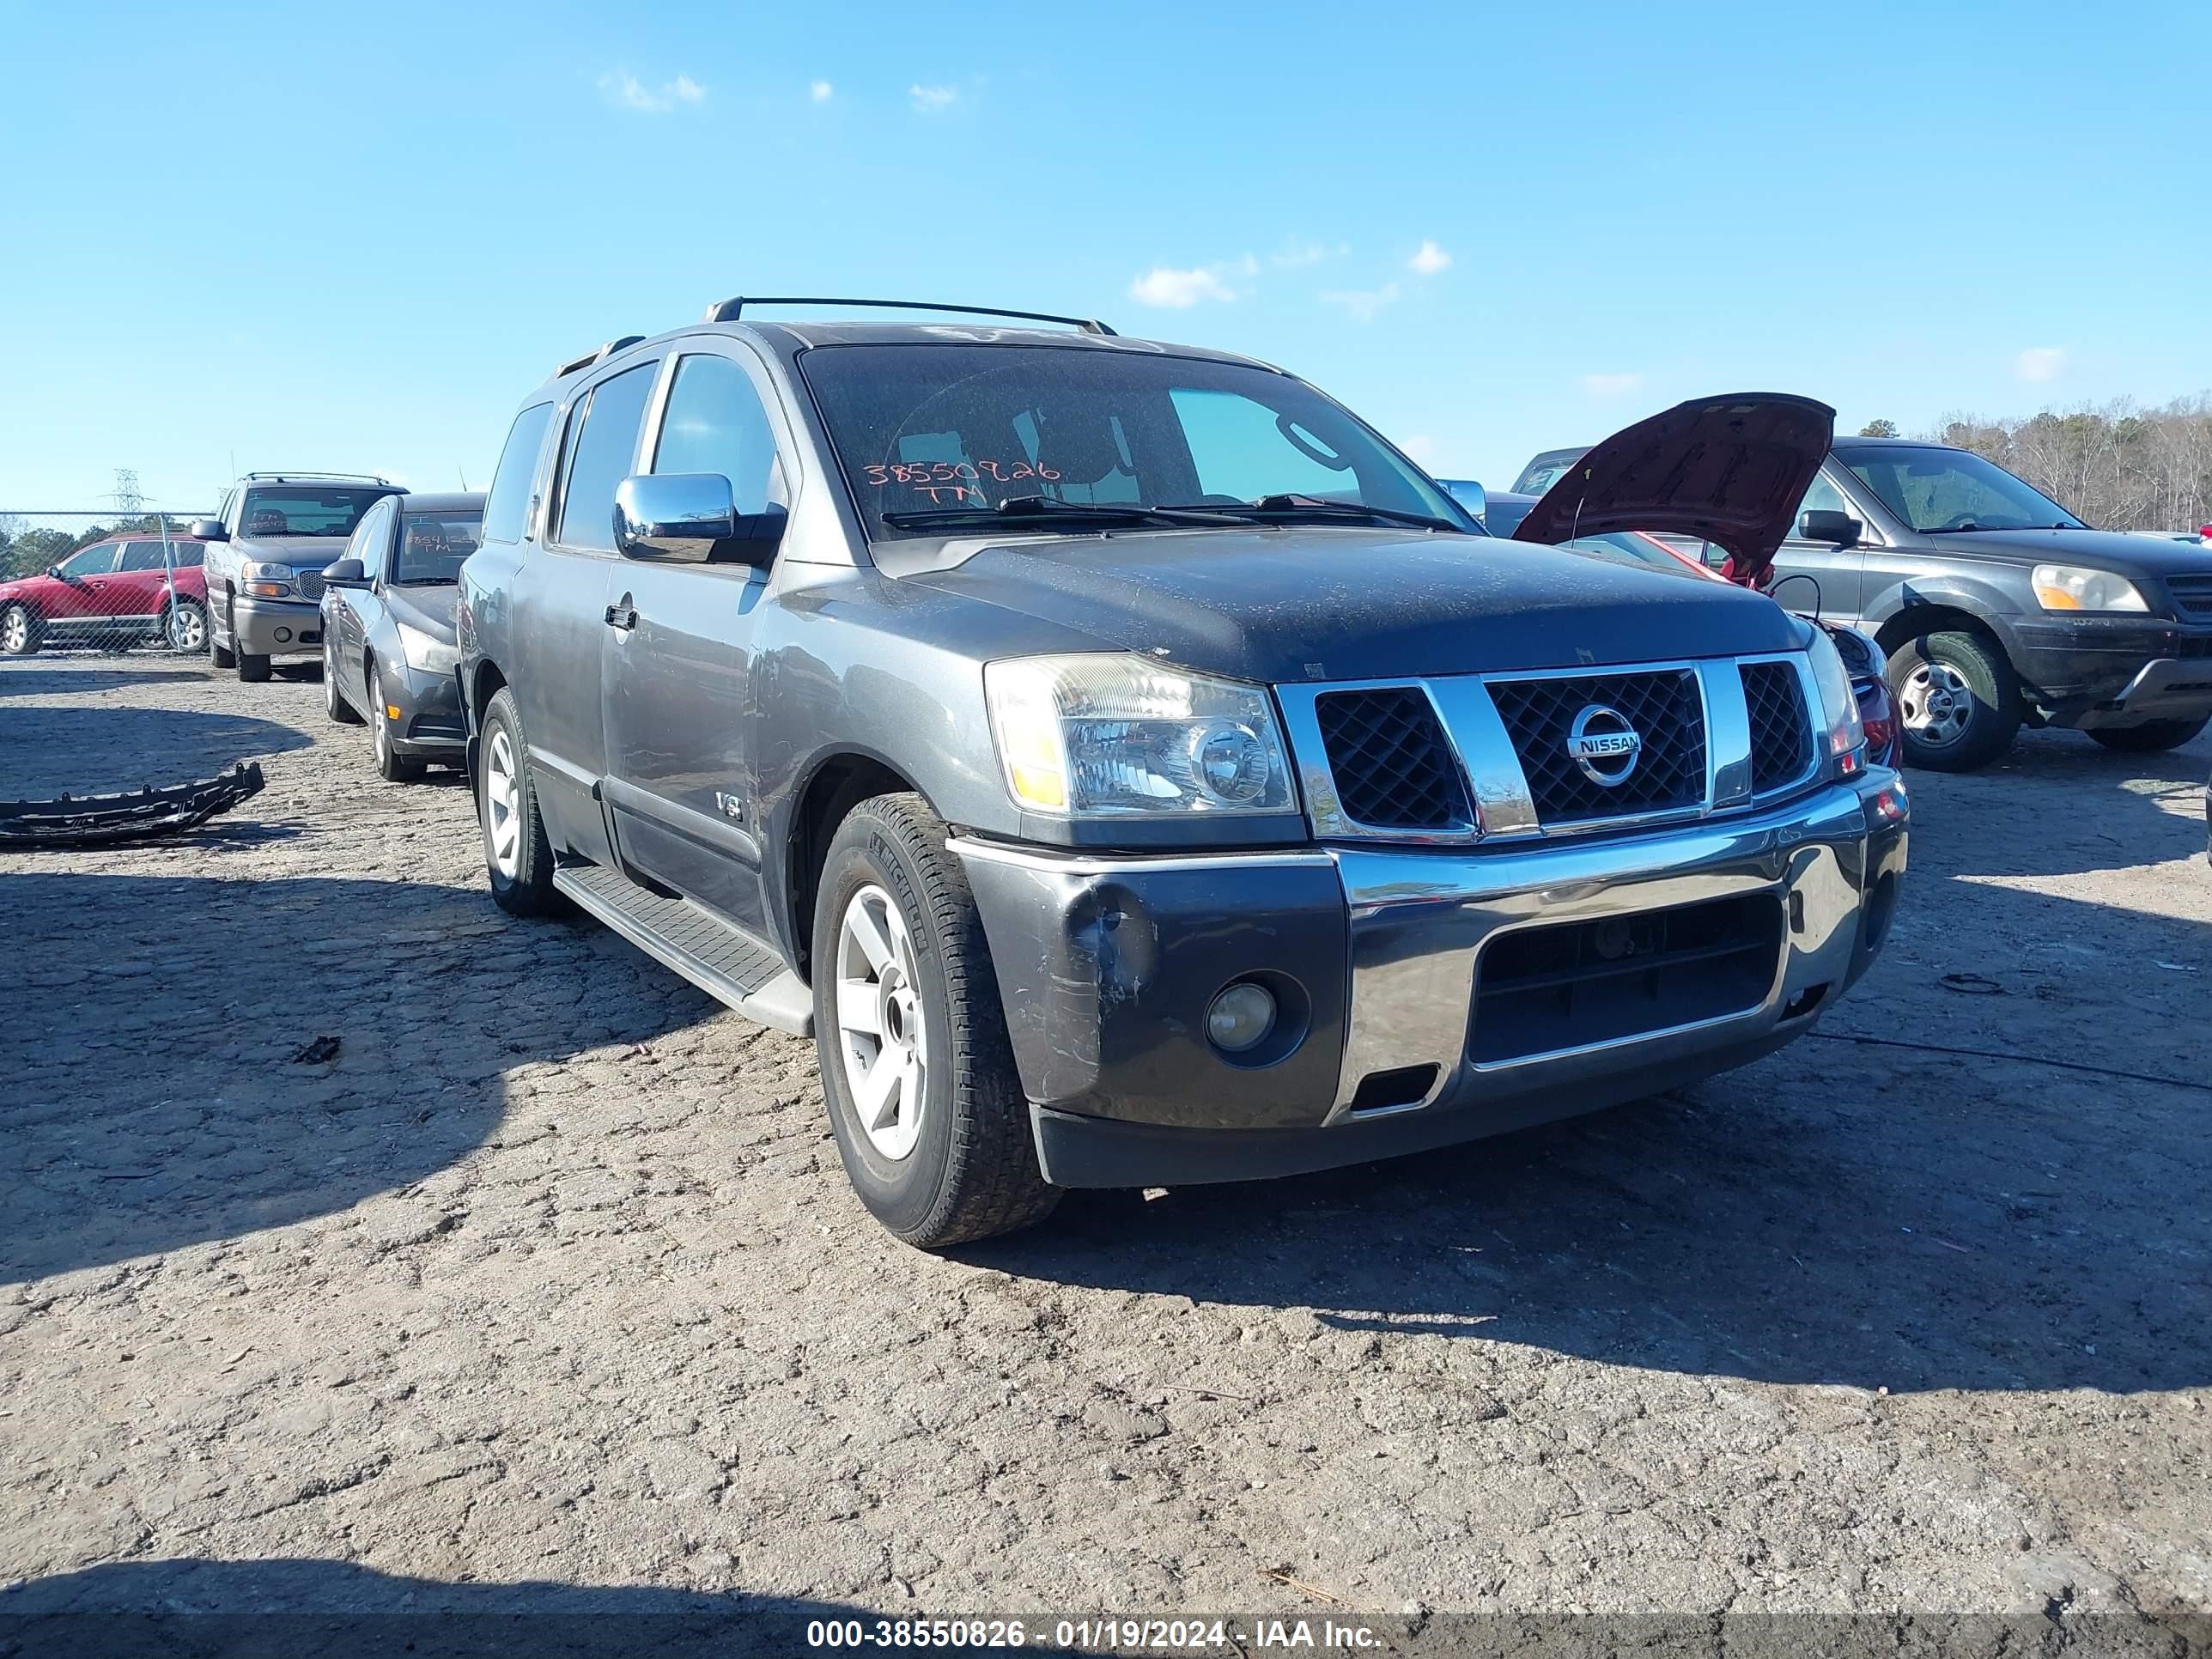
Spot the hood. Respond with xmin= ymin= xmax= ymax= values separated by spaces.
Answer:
xmin=232 ymin=534 xmax=358 ymax=569
xmin=382 ymin=584 xmax=460 ymax=641
xmin=892 ymin=526 xmax=1799 ymax=683
xmin=1914 ymin=524 xmax=2212 ymax=582
xmin=1512 ymin=393 xmax=1835 ymax=589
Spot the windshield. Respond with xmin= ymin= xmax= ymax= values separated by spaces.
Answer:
xmin=1558 ymin=531 xmax=1711 ymax=579
xmin=393 ymin=509 xmax=482 ymax=584
xmin=1513 ymin=449 xmax=1586 ymax=495
xmin=1837 ymin=446 xmax=2087 ymax=534
xmin=798 ymin=343 xmax=1469 ymax=540
xmin=239 ymin=487 xmax=393 ymax=539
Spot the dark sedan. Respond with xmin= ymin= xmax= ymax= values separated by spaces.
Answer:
xmin=319 ymin=491 xmax=483 ymax=781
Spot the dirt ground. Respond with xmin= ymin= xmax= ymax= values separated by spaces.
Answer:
xmin=2 ymin=654 xmax=2208 ymax=1640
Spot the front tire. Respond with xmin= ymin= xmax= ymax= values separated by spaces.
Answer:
xmin=811 ymin=793 xmax=1059 ymax=1249
xmin=0 ymin=604 xmax=40 ymax=657
xmin=2087 ymin=715 xmax=2209 ymax=754
xmin=1887 ymin=628 xmax=2021 ymax=772
xmin=368 ymin=662 xmax=426 ymax=782
xmin=479 ymin=688 xmax=559 ymax=915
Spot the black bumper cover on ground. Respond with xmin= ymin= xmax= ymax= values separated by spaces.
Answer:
xmin=0 ymin=762 xmax=264 ymax=848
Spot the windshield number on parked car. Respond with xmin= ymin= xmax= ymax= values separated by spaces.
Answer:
xmin=862 ymin=460 xmax=1062 ymax=505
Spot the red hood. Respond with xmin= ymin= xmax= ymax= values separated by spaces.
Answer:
xmin=1510 ymin=393 xmax=1836 ymax=589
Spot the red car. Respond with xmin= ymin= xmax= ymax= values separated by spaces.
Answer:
xmin=0 ymin=533 xmax=211 ymax=657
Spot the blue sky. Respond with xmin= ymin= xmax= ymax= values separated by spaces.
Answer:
xmin=3 ymin=0 xmax=2208 ymax=515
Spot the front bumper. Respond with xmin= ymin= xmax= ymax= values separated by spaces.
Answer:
xmin=372 ymin=659 xmax=466 ymax=757
xmin=958 ymin=773 xmax=1907 ymax=1188
xmin=231 ymin=596 xmax=323 ymax=658
xmin=2011 ymin=617 xmax=2212 ymax=726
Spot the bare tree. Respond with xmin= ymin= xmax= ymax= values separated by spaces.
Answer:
xmin=1920 ymin=395 xmax=2212 ymax=531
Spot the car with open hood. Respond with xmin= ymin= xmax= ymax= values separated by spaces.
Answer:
xmin=1498 ymin=393 xmax=1902 ymax=767
xmin=1506 ymin=429 xmax=2212 ymax=769
xmin=192 ymin=473 xmax=406 ymax=682
xmin=456 ymin=299 xmax=1906 ymax=1248
xmin=318 ymin=491 xmax=484 ymax=781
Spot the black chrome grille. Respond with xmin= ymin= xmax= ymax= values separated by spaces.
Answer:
xmin=294 ymin=569 xmax=326 ymax=602
xmin=1741 ymin=661 xmax=1814 ymax=794
xmin=1471 ymin=893 xmax=1783 ymax=1064
xmin=1486 ymin=670 xmax=1705 ymax=825
xmin=2167 ymin=574 xmax=2212 ymax=619
xmin=1314 ymin=688 xmax=1468 ymax=830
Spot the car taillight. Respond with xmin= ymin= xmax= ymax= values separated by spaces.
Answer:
xmin=1856 ymin=678 xmax=1897 ymax=764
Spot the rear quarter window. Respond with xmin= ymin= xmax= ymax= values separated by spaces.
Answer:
xmin=483 ymin=402 xmax=556 ymax=544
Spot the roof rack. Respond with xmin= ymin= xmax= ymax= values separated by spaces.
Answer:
xmin=700 ymin=296 xmax=1115 ymax=337
xmin=552 ymin=335 xmax=647 ymax=380
xmin=241 ymin=471 xmax=397 ymax=485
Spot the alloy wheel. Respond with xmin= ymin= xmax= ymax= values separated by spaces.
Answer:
xmin=1 ymin=610 xmax=27 ymax=653
xmin=1899 ymin=660 xmax=1976 ymax=748
xmin=169 ymin=605 xmax=206 ymax=653
xmin=834 ymin=884 xmax=929 ymax=1161
xmin=483 ymin=726 xmax=523 ymax=879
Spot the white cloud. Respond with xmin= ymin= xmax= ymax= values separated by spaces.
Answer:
xmin=1407 ymin=239 xmax=1452 ymax=276
xmin=910 ymin=83 xmax=959 ymax=114
xmin=1581 ymin=371 xmax=1644 ymax=398
xmin=2014 ymin=346 xmax=2066 ymax=383
xmin=1319 ymin=282 xmax=1401 ymax=324
xmin=1399 ymin=434 xmax=1438 ymax=464
xmin=599 ymin=70 xmax=705 ymax=113
xmin=811 ymin=79 xmax=834 ymax=102
xmin=1129 ymin=264 xmax=1239 ymax=307
xmin=1271 ymin=238 xmax=1349 ymax=269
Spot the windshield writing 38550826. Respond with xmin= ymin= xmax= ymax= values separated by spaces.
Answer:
xmin=863 ymin=460 xmax=1062 ymax=505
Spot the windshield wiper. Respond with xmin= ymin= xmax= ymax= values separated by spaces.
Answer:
xmin=880 ymin=495 xmax=1241 ymax=531
xmin=1160 ymin=493 xmax=1465 ymax=532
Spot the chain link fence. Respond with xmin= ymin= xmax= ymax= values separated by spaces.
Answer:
xmin=0 ymin=509 xmax=216 ymax=659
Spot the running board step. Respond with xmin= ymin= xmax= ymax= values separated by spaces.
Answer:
xmin=553 ymin=862 xmax=812 ymax=1036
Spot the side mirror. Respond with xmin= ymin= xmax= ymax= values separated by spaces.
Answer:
xmin=613 ymin=473 xmax=783 ymax=568
xmin=322 ymin=558 xmax=368 ymax=589
xmin=46 ymin=565 xmax=64 ymax=580
xmin=1800 ymin=509 xmax=1863 ymax=547
xmin=190 ymin=520 xmax=228 ymax=542
xmin=1441 ymin=478 xmax=1486 ymax=522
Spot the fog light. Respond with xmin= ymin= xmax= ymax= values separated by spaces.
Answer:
xmin=1206 ymin=981 xmax=1276 ymax=1054
xmin=273 ymin=626 xmax=292 ymax=643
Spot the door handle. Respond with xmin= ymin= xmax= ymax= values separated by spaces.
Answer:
xmin=604 ymin=599 xmax=638 ymax=631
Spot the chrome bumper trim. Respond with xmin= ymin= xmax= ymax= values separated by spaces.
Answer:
xmin=1325 ymin=777 xmax=1896 ymax=1120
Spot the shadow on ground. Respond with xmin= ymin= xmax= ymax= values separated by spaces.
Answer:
xmin=0 ymin=872 xmax=720 ymax=1283
xmin=0 ymin=1558 xmax=879 ymax=1659
xmin=0 ymin=704 xmax=313 ymax=799
xmin=981 ymin=752 xmax=2212 ymax=1399
xmin=0 ymin=668 xmax=208 ymax=698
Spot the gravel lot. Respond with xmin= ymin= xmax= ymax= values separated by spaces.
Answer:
xmin=2 ymin=654 xmax=2208 ymax=1643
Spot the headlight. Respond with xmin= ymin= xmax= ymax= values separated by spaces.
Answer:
xmin=1803 ymin=629 xmax=1866 ymax=778
xmin=2032 ymin=564 xmax=2147 ymax=612
xmin=241 ymin=561 xmax=295 ymax=598
xmin=985 ymin=653 xmax=1294 ymax=817
xmin=396 ymin=622 xmax=459 ymax=674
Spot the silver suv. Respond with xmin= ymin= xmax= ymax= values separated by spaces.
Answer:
xmin=194 ymin=473 xmax=404 ymax=682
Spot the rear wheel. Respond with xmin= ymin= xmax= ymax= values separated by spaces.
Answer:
xmin=811 ymin=792 xmax=1059 ymax=1249
xmin=2087 ymin=716 xmax=2209 ymax=754
xmin=324 ymin=635 xmax=362 ymax=723
xmin=166 ymin=598 xmax=208 ymax=655
xmin=1887 ymin=629 xmax=2021 ymax=772
xmin=479 ymin=688 xmax=559 ymax=915
xmin=0 ymin=604 xmax=40 ymax=657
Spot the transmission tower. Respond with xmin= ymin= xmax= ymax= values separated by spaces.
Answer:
xmin=109 ymin=468 xmax=144 ymax=517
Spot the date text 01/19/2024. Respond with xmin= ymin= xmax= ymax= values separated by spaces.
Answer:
xmin=803 ymin=1617 xmax=1387 ymax=1650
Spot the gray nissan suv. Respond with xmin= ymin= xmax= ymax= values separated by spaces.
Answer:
xmin=457 ymin=301 xmax=1909 ymax=1248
